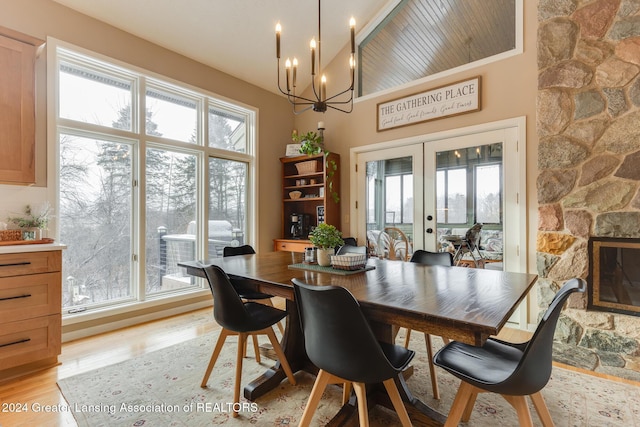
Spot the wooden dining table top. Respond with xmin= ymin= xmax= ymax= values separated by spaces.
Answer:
xmin=179 ymin=251 xmax=537 ymax=346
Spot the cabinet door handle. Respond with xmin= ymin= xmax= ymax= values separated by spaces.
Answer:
xmin=0 ymin=294 xmax=32 ymax=302
xmin=0 ymin=261 xmax=31 ymax=268
xmin=0 ymin=338 xmax=31 ymax=348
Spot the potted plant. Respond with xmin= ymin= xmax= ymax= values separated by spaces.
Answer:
xmin=8 ymin=204 xmax=50 ymax=240
xmin=309 ymin=223 xmax=344 ymax=266
xmin=292 ymin=130 xmax=340 ymax=204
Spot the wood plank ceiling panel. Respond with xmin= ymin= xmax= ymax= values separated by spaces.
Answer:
xmin=359 ymin=0 xmax=516 ymax=96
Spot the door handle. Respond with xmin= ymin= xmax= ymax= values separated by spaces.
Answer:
xmin=426 ymin=228 xmax=433 ymax=234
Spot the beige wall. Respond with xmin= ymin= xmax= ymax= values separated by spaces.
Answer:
xmin=0 ymin=0 xmax=292 ymax=253
xmin=293 ymin=0 xmax=539 ymax=275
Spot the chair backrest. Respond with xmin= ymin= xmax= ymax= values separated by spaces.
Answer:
xmin=342 ymin=237 xmax=357 ymax=246
xmin=202 ymin=264 xmax=250 ymax=331
xmin=410 ymin=250 xmax=453 ymax=266
xmin=336 ymin=244 xmax=367 ymax=255
xmin=223 ymin=244 xmax=256 ymax=257
xmin=464 ymin=223 xmax=483 ymax=250
xmin=501 ymin=278 xmax=586 ymax=395
xmin=293 ymin=279 xmax=405 ymax=383
xmin=379 ymin=227 xmax=411 ymax=260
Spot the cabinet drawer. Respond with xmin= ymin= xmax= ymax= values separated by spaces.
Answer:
xmin=0 ymin=251 xmax=61 ymax=277
xmin=274 ymin=239 xmax=310 ymax=253
xmin=0 ymin=272 xmax=61 ymax=323
xmin=0 ymin=315 xmax=61 ymax=370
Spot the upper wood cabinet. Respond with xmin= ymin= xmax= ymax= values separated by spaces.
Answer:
xmin=0 ymin=29 xmax=43 ymax=185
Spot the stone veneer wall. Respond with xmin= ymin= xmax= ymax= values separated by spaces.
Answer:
xmin=537 ymin=0 xmax=640 ymax=381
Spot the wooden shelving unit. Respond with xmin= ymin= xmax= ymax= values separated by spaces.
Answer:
xmin=275 ymin=153 xmax=340 ymax=252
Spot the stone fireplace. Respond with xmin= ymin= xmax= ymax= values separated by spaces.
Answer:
xmin=537 ymin=0 xmax=640 ymax=381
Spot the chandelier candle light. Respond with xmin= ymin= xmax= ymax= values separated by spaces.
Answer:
xmin=276 ymin=0 xmax=356 ymax=114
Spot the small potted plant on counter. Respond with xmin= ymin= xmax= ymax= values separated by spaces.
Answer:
xmin=8 ymin=204 xmax=50 ymax=241
xmin=309 ymin=223 xmax=344 ymax=267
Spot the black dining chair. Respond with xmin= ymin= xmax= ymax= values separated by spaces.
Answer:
xmin=434 ymin=278 xmax=586 ymax=426
xmin=342 ymin=236 xmax=357 ymax=246
xmin=404 ymin=249 xmax=454 ymax=400
xmin=200 ymin=264 xmax=296 ymax=418
xmin=223 ymin=245 xmax=284 ymax=347
xmin=293 ymin=279 xmax=414 ymax=427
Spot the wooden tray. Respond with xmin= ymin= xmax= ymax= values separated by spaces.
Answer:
xmin=0 ymin=238 xmax=55 ymax=246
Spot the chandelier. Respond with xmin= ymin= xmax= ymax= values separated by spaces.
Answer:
xmin=275 ymin=0 xmax=356 ymax=114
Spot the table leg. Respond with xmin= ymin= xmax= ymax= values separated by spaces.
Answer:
xmin=243 ymin=298 xmax=311 ymax=400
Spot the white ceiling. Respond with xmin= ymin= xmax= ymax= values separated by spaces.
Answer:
xmin=52 ymin=0 xmax=389 ymax=95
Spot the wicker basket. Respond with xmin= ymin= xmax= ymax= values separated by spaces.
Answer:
xmin=295 ymin=160 xmax=319 ymax=175
xmin=331 ymin=254 xmax=367 ymax=271
xmin=0 ymin=230 xmax=23 ymax=242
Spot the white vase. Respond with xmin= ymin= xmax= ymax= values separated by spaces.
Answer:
xmin=317 ymin=247 xmax=335 ymax=267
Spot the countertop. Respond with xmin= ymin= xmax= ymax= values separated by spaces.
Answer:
xmin=0 ymin=242 xmax=67 ymax=254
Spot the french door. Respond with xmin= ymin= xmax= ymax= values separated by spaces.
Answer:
xmin=354 ymin=121 xmax=527 ymax=327
xmin=355 ymin=145 xmax=424 ymax=258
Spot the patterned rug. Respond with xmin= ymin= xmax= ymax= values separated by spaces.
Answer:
xmin=57 ymin=333 xmax=640 ymax=426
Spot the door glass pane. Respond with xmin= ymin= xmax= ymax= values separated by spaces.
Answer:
xmin=59 ymin=61 xmax=133 ymax=130
xmin=145 ymin=87 xmax=197 ymax=142
xmin=209 ymin=107 xmax=247 ymax=153
xmin=146 ymin=149 xmax=198 ymax=295
xmin=60 ymin=134 xmax=133 ymax=309
xmin=365 ymin=156 xmax=413 ymax=259
xmin=209 ymin=158 xmax=248 ymax=256
xmin=435 ymin=143 xmax=503 ymax=269
xmin=476 ymin=164 xmax=502 ymax=223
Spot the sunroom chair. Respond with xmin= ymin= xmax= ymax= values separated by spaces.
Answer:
xmin=450 ymin=223 xmax=484 ymax=267
xmin=377 ymin=227 xmax=412 ymax=260
xmin=434 ymin=278 xmax=586 ymax=426
xmin=200 ymin=265 xmax=296 ymax=418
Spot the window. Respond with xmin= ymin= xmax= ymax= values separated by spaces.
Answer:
xmin=436 ymin=144 xmax=503 ymax=226
xmin=55 ymin=43 xmax=255 ymax=313
xmin=358 ymin=0 xmax=519 ymax=96
xmin=436 ymin=168 xmax=467 ymax=224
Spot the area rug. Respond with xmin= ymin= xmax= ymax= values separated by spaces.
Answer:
xmin=57 ymin=333 xmax=640 ymax=426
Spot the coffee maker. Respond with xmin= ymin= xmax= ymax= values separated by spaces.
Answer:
xmin=290 ymin=213 xmax=309 ymax=239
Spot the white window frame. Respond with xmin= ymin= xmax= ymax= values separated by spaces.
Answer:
xmin=47 ymin=38 xmax=258 ymax=329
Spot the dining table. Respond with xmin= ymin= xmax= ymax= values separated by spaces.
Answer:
xmin=178 ymin=250 xmax=537 ymax=426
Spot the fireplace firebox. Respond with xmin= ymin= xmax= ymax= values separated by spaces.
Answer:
xmin=588 ymin=237 xmax=640 ymax=316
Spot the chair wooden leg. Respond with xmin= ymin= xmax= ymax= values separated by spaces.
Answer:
xmin=424 ymin=333 xmax=440 ymax=399
xmin=502 ymin=395 xmax=534 ymax=427
xmin=201 ymin=329 xmax=230 ymax=387
xmin=232 ymin=333 xmax=247 ymax=418
xmin=461 ymin=389 xmax=478 ymax=422
xmin=530 ymin=391 xmax=555 ymax=427
xmin=382 ymin=378 xmax=413 ymax=427
xmin=342 ymin=382 xmax=352 ymax=405
xmin=403 ymin=328 xmax=412 ymax=348
xmin=265 ymin=327 xmax=296 ymax=385
xmin=299 ymin=370 xmax=332 ymax=427
xmin=441 ymin=337 xmax=450 ymax=345
xmin=353 ymin=382 xmax=370 ymax=427
xmin=251 ymin=334 xmax=261 ymax=363
xmin=445 ymin=381 xmax=476 ymax=427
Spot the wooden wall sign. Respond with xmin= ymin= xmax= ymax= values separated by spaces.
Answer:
xmin=377 ymin=76 xmax=482 ymax=131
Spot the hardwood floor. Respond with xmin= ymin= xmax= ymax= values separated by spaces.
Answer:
xmin=0 ymin=308 xmax=219 ymax=427
xmin=0 ymin=304 xmax=565 ymax=427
